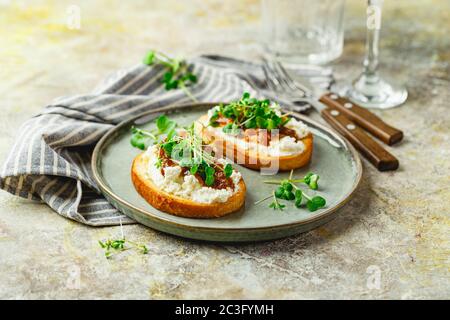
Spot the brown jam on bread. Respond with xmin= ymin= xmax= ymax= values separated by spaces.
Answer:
xmin=279 ymin=126 xmax=298 ymax=140
xmin=158 ymin=146 xmax=234 ymax=190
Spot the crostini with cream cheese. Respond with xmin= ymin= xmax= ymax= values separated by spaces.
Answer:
xmin=197 ymin=93 xmax=313 ymax=171
xmin=130 ymin=119 xmax=246 ymax=218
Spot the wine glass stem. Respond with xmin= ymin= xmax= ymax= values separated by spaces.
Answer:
xmin=363 ymin=0 xmax=383 ymax=80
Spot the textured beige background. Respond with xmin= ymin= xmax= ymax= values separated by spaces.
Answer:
xmin=0 ymin=0 xmax=449 ymax=299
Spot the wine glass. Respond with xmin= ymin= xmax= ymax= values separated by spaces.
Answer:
xmin=345 ymin=0 xmax=407 ymax=109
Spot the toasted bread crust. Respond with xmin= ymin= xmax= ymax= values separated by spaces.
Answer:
xmin=198 ymin=115 xmax=313 ymax=171
xmin=131 ymin=153 xmax=246 ymax=218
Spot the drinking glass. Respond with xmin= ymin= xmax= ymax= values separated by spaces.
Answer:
xmin=261 ymin=0 xmax=346 ymax=66
xmin=345 ymin=0 xmax=408 ymax=109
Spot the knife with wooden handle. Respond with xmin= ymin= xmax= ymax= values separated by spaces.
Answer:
xmin=298 ymin=99 xmax=399 ymax=171
xmin=264 ymin=60 xmax=401 ymax=170
xmin=319 ymin=93 xmax=403 ymax=145
xmin=321 ymin=108 xmax=399 ymax=171
xmin=289 ymin=75 xmax=404 ymax=146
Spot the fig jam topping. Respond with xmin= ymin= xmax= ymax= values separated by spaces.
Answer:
xmin=279 ymin=126 xmax=298 ymax=139
xmin=239 ymin=122 xmax=299 ymax=146
xmin=211 ymin=169 xmax=234 ymax=189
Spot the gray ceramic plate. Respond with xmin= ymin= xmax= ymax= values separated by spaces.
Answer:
xmin=92 ymin=103 xmax=362 ymax=242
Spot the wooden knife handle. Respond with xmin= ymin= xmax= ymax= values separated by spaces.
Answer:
xmin=321 ymin=108 xmax=399 ymax=171
xmin=319 ymin=93 xmax=403 ymax=145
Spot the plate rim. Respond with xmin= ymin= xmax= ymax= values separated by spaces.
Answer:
xmin=91 ymin=102 xmax=363 ymax=234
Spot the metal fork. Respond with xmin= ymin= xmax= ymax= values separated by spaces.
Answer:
xmin=261 ymin=59 xmax=334 ymax=114
xmin=261 ymin=58 xmax=400 ymax=171
xmin=262 ymin=58 xmax=403 ymax=145
xmin=262 ymin=58 xmax=311 ymax=98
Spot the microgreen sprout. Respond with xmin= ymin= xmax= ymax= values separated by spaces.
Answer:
xmin=263 ymin=171 xmax=320 ymax=190
xmin=208 ymin=92 xmax=291 ymax=135
xmin=269 ymin=191 xmax=286 ymax=210
xmin=255 ymin=191 xmax=285 ymax=211
xmin=224 ymin=163 xmax=233 ymax=177
xmin=131 ymin=116 xmax=234 ymax=187
xmin=98 ymin=238 xmax=149 ymax=259
xmin=255 ymin=170 xmax=326 ymax=212
xmin=143 ymin=50 xmax=198 ymax=102
xmin=130 ymin=115 xmax=177 ymax=150
xmin=303 ymin=172 xmax=319 ymax=190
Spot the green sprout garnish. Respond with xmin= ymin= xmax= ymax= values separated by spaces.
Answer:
xmin=130 ymin=127 xmax=156 ymax=150
xmin=305 ymin=195 xmax=327 ymax=212
xmin=130 ymin=115 xmax=177 ymax=150
xmin=130 ymin=116 xmax=234 ymax=187
xmin=255 ymin=191 xmax=285 ymax=211
xmin=264 ymin=172 xmax=321 ymax=191
xmin=223 ymin=164 xmax=233 ymax=177
xmin=303 ymin=172 xmax=319 ymax=190
xmin=255 ymin=170 xmax=326 ymax=212
xmin=205 ymin=166 xmax=215 ymax=186
xmin=268 ymin=191 xmax=286 ymax=211
xmin=208 ymin=92 xmax=290 ymax=135
xmin=98 ymin=238 xmax=148 ymax=259
xmin=143 ymin=50 xmax=197 ymax=102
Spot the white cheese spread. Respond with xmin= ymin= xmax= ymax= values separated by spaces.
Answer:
xmin=145 ymin=146 xmax=241 ymax=204
xmin=203 ymin=110 xmax=310 ymax=157
xmin=284 ymin=117 xmax=310 ymax=139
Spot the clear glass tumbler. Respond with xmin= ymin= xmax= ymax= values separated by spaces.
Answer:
xmin=261 ymin=0 xmax=346 ymax=66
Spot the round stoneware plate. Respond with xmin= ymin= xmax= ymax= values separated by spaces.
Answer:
xmin=92 ymin=103 xmax=362 ymax=242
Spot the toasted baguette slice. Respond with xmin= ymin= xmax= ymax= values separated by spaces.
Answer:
xmin=197 ymin=115 xmax=313 ymax=171
xmin=131 ymin=153 xmax=246 ymax=218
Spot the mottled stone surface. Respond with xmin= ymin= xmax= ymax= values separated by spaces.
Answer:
xmin=0 ymin=0 xmax=449 ymax=299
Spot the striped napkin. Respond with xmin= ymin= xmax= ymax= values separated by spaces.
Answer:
xmin=0 ymin=55 xmax=315 ymax=226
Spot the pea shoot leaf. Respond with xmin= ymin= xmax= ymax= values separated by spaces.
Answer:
xmin=130 ymin=132 xmax=147 ymax=150
xmin=256 ymin=171 xmax=326 ymax=213
xmin=304 ymin=172 xmax=319 ymax=190
xmin=209 ymin=92 xmax=291 ymax=135
xmin=306 ymin=196 xmax=326 ymax=212
xmin=269 ymin=200 xmax=285 ymax=211
xmin=224 ymin=164 xmax=233 ymax=178
xmin=222 ymin=123 xmax=240 ymax=135
xmin=190 ymin=164 xmax=199 ymax=175
xmin=98 ymin=238 xmax=148 ymax=259
xmin=143 ymin=50 xmax=197 ymax=101
xmin=205 ymin=166 xmax=215 ymax=186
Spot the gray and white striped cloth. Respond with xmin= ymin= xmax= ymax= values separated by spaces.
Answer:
xmin=0 ymin=55 xmax=313 ymax=226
